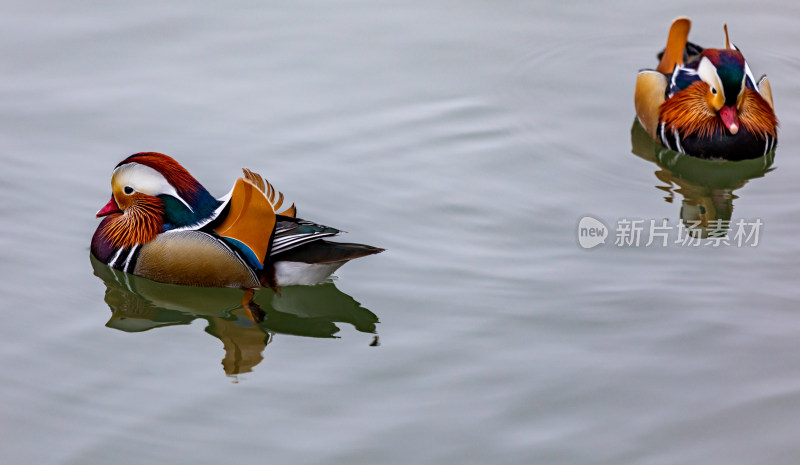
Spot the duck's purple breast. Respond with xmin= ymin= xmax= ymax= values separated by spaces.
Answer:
xmin=91 ymin=216 xmax=118 ymax=263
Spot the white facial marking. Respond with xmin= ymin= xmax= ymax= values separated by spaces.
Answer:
xmin=112 ymin=163 xmax=194 ymax=211
xmin=697 ymin=57 xmax=725 ymax=101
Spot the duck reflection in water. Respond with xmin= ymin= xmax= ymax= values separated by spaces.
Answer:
xmin=630 ymin=119 xmax=774 ymax=238
xmin=91 ymin=256 xmax=379 ymax=377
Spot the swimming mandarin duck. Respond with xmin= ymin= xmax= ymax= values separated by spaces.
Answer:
xmin=91 ymin=152 xmax=383 ymax=289
xmin=635 ymin=17 xmax=777 ymax=160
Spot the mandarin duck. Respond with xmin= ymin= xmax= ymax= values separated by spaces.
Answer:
xmin=91 ymin=152 xmax=383 ymax=289
xmin=635 ymin=17 xmax=777 ymax=160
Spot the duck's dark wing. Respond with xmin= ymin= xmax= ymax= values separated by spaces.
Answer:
xmin=269 ymin=216 xmax=343 ymax=255
xmin=272 ymin=239 xmax=384 ymax=264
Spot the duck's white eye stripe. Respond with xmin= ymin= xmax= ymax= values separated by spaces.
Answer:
xmin=697 ymin=56 xmax=725 ymax=100
xmin=112 ymin=163 xmax=193 ymax=212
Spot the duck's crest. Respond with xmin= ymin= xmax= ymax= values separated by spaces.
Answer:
xmin=117 ymin=152 xmax=204 ymax=203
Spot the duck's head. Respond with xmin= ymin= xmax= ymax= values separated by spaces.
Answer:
xmin=696 ymin=48 xmax=747 ymax=135
xmin=96 ymin=152 xmax=218 ymax=248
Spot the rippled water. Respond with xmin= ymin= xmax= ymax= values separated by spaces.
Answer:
xmin=3 ymin=1 xmax=800 ymax=464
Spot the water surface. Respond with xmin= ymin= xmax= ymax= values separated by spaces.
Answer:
xmin=2 ymin=1 xmax=800 ymax=464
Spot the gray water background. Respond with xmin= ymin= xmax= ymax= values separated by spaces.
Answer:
xmin=2 ymin=1 xmax=800 ymax=464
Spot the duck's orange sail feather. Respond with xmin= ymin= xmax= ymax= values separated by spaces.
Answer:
xmin=657 ymin=17 xmax=691 ymax=74
xmin=213 ymin=169 xmax=295 ymax=267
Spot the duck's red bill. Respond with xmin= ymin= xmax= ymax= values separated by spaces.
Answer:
xmin=720 ymin=105 xmax=740 ymax=134
xmin=96 ymin=195 xmax=121 ymax=217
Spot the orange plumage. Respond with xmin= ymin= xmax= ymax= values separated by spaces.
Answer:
xmin=660 ymin=84 xmax=777 ymax=140
xmin=660 ymin=81 xmax=721 ymax=139
xmin=738 ymin=89 xmax=778 ymax=137
xmin=101 ymin=194 xmax=165 ymax=249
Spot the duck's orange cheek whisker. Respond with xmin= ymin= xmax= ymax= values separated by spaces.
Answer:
xmin=96 ymin=196 xmax=122 ymax=218
xmin=720 ymin=105 xmax=740 ymax=134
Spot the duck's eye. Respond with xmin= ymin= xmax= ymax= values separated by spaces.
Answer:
xmin=123 ymin=186 xmax=134 ymax=195
xmin=711 ymin=87 xmax=717 ymax=95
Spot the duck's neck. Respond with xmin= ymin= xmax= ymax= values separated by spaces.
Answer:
xmin=161 ymin=187 xmax=221 ymax=230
